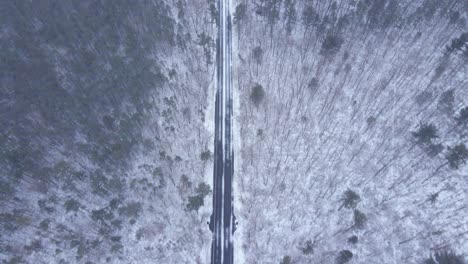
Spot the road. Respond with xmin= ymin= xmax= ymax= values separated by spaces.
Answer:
xmin=209 ymin=0 xmax=235 ymax=263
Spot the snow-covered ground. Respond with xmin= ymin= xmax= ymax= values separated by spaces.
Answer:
xmin=0 ymin=1 xmax=217 ymax=263
xmin=234 ymin=0 xmax=467 ymax=263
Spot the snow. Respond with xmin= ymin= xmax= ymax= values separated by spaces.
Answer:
xmin=234 ymin=0 xmax=468 ymax=263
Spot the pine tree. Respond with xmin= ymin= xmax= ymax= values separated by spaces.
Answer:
xmin=321 ymin=34 xmax=344 ymax=55
xmin=250 ymin=84 xmax=266 ymax=107
xmin=447 ymin=143 xmax=468 ymax=169
xmin=252 ymin=46 xmax=264 ymax=65
xmin=455 ymin=106 xmax=468 ymax=126
xmin=234 ymin=3 xmax=247 ymax=24
xmin=412 ymin=123 xmax=439 ymax=145
xmin=353 ymin=210 xmax=367 ymax=229
xmin=339 ymin=189 xmax=360 ymax=210
xmin=437 ymin=89 xmax=455 ymax=113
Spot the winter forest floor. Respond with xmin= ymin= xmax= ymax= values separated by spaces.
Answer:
xmin=234 ymin=0 xmax=467 ymax=263
xmin=1 ymin=1 xmax=216 ymax=263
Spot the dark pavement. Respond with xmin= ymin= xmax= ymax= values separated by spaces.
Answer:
xmin=209 ymin=0 xmax=235 ymax=263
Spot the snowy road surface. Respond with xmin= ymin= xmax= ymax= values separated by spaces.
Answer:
xmin=209 ymin=0 xmax=235 ymax=263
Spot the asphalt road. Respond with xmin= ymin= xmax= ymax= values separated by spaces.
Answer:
xmin=209 ymin=0 xmax=235 ymax=263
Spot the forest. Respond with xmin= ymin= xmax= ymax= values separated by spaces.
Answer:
xmin=234 ymin=0 xmax=467 ymax=263
xmin=0 ymin=0 xmax=467 ymax=263
xmin=1 ymin=1 xmax=217 ymax=263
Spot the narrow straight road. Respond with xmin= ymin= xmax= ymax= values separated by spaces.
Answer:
xmin=209 ymin=0 xmax=235 ymax=263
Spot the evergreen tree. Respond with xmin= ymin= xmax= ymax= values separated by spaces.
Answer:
xmin=252 ymin=46 xmax=264 ymax=65
xmin=186 ymin=182 xmax=212 ymax=212
xmin=321 ymin=34 xmax=344 ymax=55
xmin=250 ymin=84 xmax=266 ymax=107
xmin=455 ymin=106 xmax=468 ymax=126
xmin=446 ymin=143 xmax=468 ymax=169
xmin=412 ymin=123 xmax=439 ymax=145
xmin=234 ymin=3 xmax=247 ymax=24
xmin=438 ymin=89 xmax=455 ymax=113
xmin=445 ymin=33 xmax=468 ymax=54
xmin=339 ymin=189 xmax=360 ymax=210
xmin=353 ymin=210 xmax=367 ymax=229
